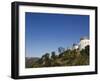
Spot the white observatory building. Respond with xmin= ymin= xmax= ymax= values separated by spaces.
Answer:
xmin=71 ymin=37 xmax=89 ymax=50
xmin=78 ymin=37 xmax=89 ymax=50
xmin=72 ymin=43 xmax=79 ymax=50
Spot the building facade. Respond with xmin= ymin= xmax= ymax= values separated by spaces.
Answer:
xmin=78 ymin=37 xmax=89 ymax=50
xmin=72 ymin=37 xmax=89 ymax=50
xmin=72 ymin=43 xmax=79 ymax=50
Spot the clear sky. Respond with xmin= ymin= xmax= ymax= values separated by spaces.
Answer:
xmin=25 ymin=12 xmax=89 ymax=57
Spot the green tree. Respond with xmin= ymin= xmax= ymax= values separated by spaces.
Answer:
xmin=85 ymin=45 xmax=89 ymax=56
xmin=41 ymin=53 xmax=51 ymax=67
xmin=58 ymin=47 xmax=65 ymax=54
xmin=51 ymin=51 xmax=57 ymax=60
xmin=80 ymin=45 xmax=89 ymax=56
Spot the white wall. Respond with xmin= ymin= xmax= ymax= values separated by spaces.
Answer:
xmin=79 ymin=39 xmax=89 ymax=50
xmin=0 ymin=0 xmax=99 ymax=81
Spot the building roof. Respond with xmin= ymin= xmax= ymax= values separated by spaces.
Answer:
xmin=80 ymin=36 xmax=89 ymax=41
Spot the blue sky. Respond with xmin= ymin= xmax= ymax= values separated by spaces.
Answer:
xmin=25 ymin=12 xmax=89 ymax=57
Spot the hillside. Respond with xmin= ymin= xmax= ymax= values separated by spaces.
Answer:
xmin=25 ymin=45 xmax=89 ymax=68
xmin=25 ymin=57 xmax=40 ymax=68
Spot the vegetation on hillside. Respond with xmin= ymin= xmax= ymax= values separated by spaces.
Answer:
xmin=26 ymin=45 xmax=89 ymax=68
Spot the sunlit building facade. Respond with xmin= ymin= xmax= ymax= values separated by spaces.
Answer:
xmin=72 ymin=37 xmax=89 ymax=50
xmin=79 ymin=37 xmax=89 ymax=50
